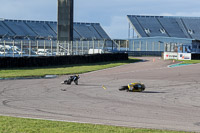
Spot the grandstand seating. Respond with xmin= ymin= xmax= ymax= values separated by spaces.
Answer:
xmin=0 ymin=23 xmax=9 ymax=36
xmin=0 ymin=19 xmax=110 ymax=40
xmin=47 ymin=22 xmax=57 ymax=34
xmin=92 ymin=24 xmax=111 ymax=39
xmin=128 ymin=16 xmax=148 ymax=37
xmin=157 ymin=17 xmax=186 ymax=38
xmin=0 ymin=21 xmax=15 ymax=37
xmin=88 ymin=25 xmax=102 ymax=39
xmin=26 ymin=21 xmax=57 ymax=38
xmin=74 ymin=23 xmax=98 ymax=40
xmin=136 ymin=16 xmax=167 ymax=37
xmin=181 ymin=18 xmax=200 ymax=40
xmin=73 ymin=30 xmax=82 ymax=40
xmin=127 ymin=15 xmax=200 ymax=40
xmin=4 ymin=20 xmax=37 ymax=38
xmin=175 ymin=18 xmax=192 ymax=39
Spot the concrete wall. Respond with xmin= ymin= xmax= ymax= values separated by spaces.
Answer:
xmin=57 ymin=0 xmax=73 ymax=42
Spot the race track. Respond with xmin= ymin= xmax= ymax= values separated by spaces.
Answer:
xmin=0 ymin=57 xmax=200 ymax=132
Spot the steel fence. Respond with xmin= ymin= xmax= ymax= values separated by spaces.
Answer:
xmin=0 ymin=39 xmax=118 ymax=57
xmin=0 ymin=40 xmax=57 ymax=57
xmin=57 ymin=40 xmax=107 ymax=55
xmin=0 ymin=39 xmax=167 ymax=57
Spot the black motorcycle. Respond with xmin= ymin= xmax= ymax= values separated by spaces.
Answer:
xmin=61 ymin=75 xmax=80 ymax=85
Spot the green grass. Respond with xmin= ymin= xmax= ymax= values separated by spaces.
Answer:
xmin=0 ymin=116 xmax=187 ymax=133
xmin=0 ymin=58 xmax=140 ymax=78
xmin=180 ymin=60 xmax=200 ymax=64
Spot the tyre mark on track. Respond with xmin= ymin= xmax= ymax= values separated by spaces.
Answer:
xmin=194 ymin=122 xmax=200 ymax=126
xmin=0 ymin=88 xmax=7 ymax=95
xmin=34 ymin=108 xmax=138 ymax=124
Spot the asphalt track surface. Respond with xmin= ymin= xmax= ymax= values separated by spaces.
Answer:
xmin=0 ymin=57 xmax=200 ymax=132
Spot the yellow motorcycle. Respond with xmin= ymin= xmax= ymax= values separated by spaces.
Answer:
xmin=119 ymin=82 xmax=145 ymax=92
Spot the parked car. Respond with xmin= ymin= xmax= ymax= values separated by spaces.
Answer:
xmin=22 ymin=48 xmax=37 ymax=56
xmin=0 ymin=48 xmax=8 ymax=55
xmin=88 ymin=49 xmax=104 ymax=54
xmin=35 ymin=49 xmax=51 ymax=56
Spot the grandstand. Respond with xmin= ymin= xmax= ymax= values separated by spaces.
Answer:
xmin=126 ymin=15 xmax=200 ymax=56
xmin=127 ymin=15 xmax=200 ymax=40
xmin=0 ymin=19 xmax=110 ymax=41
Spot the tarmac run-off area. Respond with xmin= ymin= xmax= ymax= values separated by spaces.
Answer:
xmin=0 ymin=57 xmax=200 ymax=132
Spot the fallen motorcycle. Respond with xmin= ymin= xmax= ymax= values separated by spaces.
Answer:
xmin=119 ymin=82 xmax=145 ymax=92
xmin=61 ymin=75 xmax=80 ymax=85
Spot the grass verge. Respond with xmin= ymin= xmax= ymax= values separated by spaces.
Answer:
xmin=180 ymin=60 xmax=200 ymax=64
xmin=0 ymin=58 xmax=140 ymax=78
xmin=0 ymin=116 xmax=186 ymax=133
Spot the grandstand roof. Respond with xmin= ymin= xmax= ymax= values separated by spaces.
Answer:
xmin=127 ymin=15 xmax=200 ymax=40
xmin=0 ymin=19 xmax=110 ymax=40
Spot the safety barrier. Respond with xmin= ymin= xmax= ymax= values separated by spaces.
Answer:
xmin=192 ymin=54 xmax=200 ymax=60
xmin=0 ymin=53 xmax=128 ymax=68
xmin=125 ymin=51 xmax=162 ymax=56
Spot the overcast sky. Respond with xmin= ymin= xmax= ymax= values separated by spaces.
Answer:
xmin=1 ymin=0 xmax=200 ymax=39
